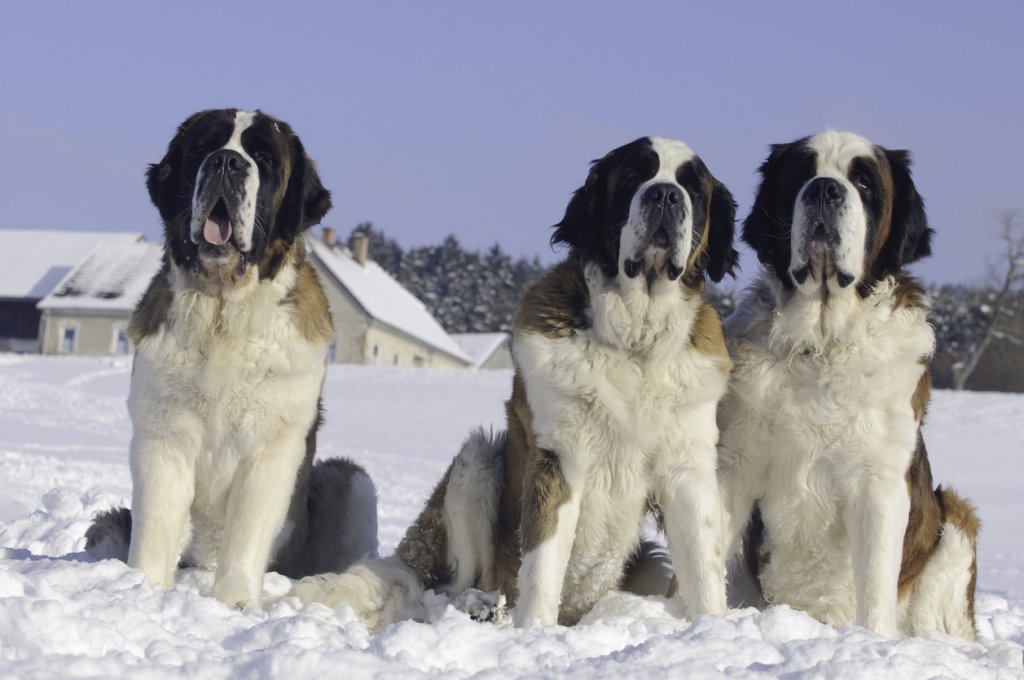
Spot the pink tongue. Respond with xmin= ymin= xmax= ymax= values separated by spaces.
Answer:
xmin=203 ymin=215 xmax=233 ymax=246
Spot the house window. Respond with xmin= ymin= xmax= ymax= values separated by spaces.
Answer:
xmin=60 ymin=323 xmax=78 ymax=354
xmin=113 ymin=326 xmax=130 ymax=354
xmin=413 ymin=355 xmax=424 ymax=367
xmin=393 ymin=353 xmax=400 ymax=366
xmin=372 ymin=344 xmax=380 ymax=366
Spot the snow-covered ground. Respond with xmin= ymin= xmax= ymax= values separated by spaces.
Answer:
xmin=1 ymin=353 xmax=1022 ymax=678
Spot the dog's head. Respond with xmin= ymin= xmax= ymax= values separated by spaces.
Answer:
xmin=146 ymin=109 xmax=331 ymax=284
xmin=743 ymin=130 xmax=932 ymax=294
xmin=552 ymin=136 xmax=737 ymax=287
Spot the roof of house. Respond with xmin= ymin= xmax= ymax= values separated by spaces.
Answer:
xmin=451 ymin=332 xmax=511 ymax=369
xmin=37 ymin=240 xmax=163 ymax=313
xmin=0 ymin=229 xmax=144 ymax=299
xmin=309 ymin=237 xmax=470 ymax=364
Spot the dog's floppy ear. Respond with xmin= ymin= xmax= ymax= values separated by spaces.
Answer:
xmin=146 ymin=111 xmax=214 ymax=222
xmin=551 ymin=159 xmax=601 ymax=252
xmin=551 ymin=149 xmax=621 ymax=275
xmin=279 ymin=133 xmax=332 ymax=240
xmin=741 ymin=140 xmax=809 ymax=287
xmin=146 ymin=111 xmax=206 ymax=222
xmin=873 ymin=148 xmax=932 ymax=277
xmin=741 ymin=142 xmax=790 ymax=256
xmin=144 ymin=162 xmax=165 ymax=210
xmin=704 ymin=179 xmax=738 ymax=282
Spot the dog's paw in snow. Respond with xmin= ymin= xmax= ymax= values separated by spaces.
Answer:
xmin=453 ymin=589 xmax=510 ymax=626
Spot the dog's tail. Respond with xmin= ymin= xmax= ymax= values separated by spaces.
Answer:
xmin=621 ymin=540 xmax=677 ymax=598
xmin=292 ymin=556 xmax=427 ymax=633
xmin=438 ymin=427 xmax=506 ymax=593
xmin=301 ymin=457 xmax=380 ymax=574
xmin=85 ymin=506 xmax=133 ymax=562
xmin=292 ymin=427 xmax=506 ymax=631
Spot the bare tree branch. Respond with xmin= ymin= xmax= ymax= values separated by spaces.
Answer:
xmin=953 ymin=209 xmax=1024 ymax=390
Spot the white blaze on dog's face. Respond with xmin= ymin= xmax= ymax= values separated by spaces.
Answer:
xmin=743 ymin=130 xmax=932 ymax=295
xmin=190 ymin=110 xmax=260 ymax=254
xmin=551 ymin=136 xmax=737 ymax=286
xmin=790 ymin=131 xmax=875 ymax=290
xmin=619 ymin=137 xmax=697 ymax=281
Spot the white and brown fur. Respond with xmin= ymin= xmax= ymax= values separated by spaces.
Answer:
xmin=85 ymin=109 xmax=378 ymax=609
xmin=718 ymin=130 xmax=979 ymax=639
xmin=294 ymin=136 xmax=738 ymax=629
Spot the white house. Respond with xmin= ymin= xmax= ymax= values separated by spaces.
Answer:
xmin=309 ymin=230 xmax=471 ymax=368
xmin=0 ymin=229 xmax=144 ymax=352
xmin=10 ymin=227 xmax=471 ymax=368
xmin=37 ymin=240 xmax=162 ymax=355
xmin=452 ymin=332 xmax=514 ymax=370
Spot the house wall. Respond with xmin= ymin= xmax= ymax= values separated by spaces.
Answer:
xmin=310 ymin=261 xmax=371 ymax=364
xmin=311 ymin=258 xmax=467 ymax=368
xmin=362 ymin=324 xmax=466 ymax=369
xmin=479 ymin=341 xmax=515 ymax=370
xmin=39 ymin=311 xmax=132 ymax=356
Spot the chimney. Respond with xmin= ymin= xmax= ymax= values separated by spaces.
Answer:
xmin=352 ymin=231 xmax=369 ymax=266
xmin=322 ymin=226 xmax=336 ymax=248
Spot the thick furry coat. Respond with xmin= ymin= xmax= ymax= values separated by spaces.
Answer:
xmin=718 ymin=131 xmax=979 ymax=639
xmin=294 ymin=136 xmax=738 ymax=629
xmin=86 ymin=109 xmax=377 ymax=609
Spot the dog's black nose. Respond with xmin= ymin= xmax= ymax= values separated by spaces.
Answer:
xmin=643 ymin=182 xmax=683 ymax=208
xmin=205 ymin=149 xmax=248 ymax=174
xmin=803 ymin=177 xmax=845 ymax=206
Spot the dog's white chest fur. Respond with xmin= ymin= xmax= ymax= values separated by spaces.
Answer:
xmin=516 ymin=271 xmax=729 ymax=620
xmin=129 ymin=266 xmax=326 ymax=565
xmin=721 ymin=278 xmax=933 ymax=624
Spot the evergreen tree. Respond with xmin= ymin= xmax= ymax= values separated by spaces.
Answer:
xmin=347 ymin=225 xmax=547 ymax=333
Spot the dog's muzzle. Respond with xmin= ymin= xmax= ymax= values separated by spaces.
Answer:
xmin=624 ymin=182 xmax=688 ymax=281
xmin=193 ymin=149 xmax=252 ymax=249
xmin=791 ymin=177 xmax=855 ymax=288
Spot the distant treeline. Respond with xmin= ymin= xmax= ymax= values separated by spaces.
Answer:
xmin=352 ymin=223 xmax=548 ymax=334
xmin=348 ymin=225 xmax=1023 ymax=392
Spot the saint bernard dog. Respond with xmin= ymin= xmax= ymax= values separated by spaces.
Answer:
xmin=717 ymin=130 xmax=979 ymax=639
xmin=85 ymin=109 xmax=378 ymax=609
xmin=293 ymin=136 xmax=738 ymax=630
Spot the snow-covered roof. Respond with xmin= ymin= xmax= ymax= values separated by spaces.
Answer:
xmin=0 ymin=230 xmax=144 ymax=299
xmin=309 ymin=237 xmax=471 ymax=364
xmin=452 ymin=332 xmax=511 ymax=369
xmin=37 ymin=240 xmax=163 ymax=313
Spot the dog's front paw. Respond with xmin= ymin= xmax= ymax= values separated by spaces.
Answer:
xmin=213 ymin=574 xmax=258 ymax=610
xmin=453 ymin=589 xmax=509 ymax=626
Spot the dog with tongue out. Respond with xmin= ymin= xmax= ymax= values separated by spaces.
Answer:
xmin=84 ymin=109 xmax=379 ymax=612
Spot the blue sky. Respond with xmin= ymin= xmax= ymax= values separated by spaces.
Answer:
xmin=2 ymin=1 xmax=1021 ymax=286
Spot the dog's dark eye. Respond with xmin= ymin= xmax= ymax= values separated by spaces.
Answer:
xmin=851 ymin=172 xmax=872 ymax=193
xmin=253 ymin=151 xmax=274 ymax=167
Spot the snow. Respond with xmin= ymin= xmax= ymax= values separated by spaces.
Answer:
xmin=451 ymin=332 xmax=510 ymax=368
xmin=37 ymin=240 xmax=163 ymax=313
xmin=0 ymin=230 xmax=143 ymax=299
xmin=309 ymin=238 xmax=471 ymax=365
xmin=1 ymin=353 xmax=1023 ymax=678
